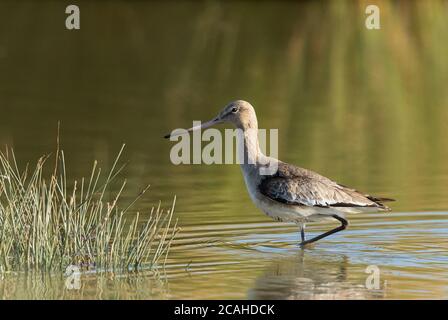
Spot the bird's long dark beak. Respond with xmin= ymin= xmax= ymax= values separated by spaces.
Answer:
xmin=164 ymin=117 xmax=223 ymax=139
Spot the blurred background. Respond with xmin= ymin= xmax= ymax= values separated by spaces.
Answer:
xmin=0 ymin=0 xmax=447 ymax=299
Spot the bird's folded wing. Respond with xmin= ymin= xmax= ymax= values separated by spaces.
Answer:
xmin=259 ymin=162 xmax=387 ymax=208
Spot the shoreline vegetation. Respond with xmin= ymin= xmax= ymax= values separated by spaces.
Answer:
xmin=0 ymin=144 xmax=178 ymax=273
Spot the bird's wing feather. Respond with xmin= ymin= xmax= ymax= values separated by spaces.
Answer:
xmin=259 ymin=161 xmax=391 ymax=209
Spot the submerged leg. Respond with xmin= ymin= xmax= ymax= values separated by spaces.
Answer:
xmin=299 ymin=215 xmax=348 ymax=247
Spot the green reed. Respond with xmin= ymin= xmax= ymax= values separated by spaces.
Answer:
xmin=0 ymin=144 xmax=178 ymax=272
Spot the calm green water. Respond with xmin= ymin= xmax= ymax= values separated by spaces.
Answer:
xmin=1 ymin=0 xmax=448 ymax=299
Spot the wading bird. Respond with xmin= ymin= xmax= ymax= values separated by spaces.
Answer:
xmin=164 ymin=100 xmax=394 ymax=247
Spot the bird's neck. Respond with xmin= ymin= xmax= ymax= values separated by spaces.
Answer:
xmin=241 ymin=128 xmax=264 ymax=167
xmin=239 ymin=128 xmax=271 ymax=191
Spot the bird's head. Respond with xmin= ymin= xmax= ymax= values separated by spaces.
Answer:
xmin=164 ymin=100 xmax=257 ymax=139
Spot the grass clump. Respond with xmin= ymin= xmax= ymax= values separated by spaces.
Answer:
xmin=0 ymin=144 xmax=177 ymax=272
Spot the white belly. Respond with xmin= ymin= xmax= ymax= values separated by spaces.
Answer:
xmin=254 ymin=192 xmax=344 ymax=223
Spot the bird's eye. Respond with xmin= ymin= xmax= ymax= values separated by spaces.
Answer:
xmin=231 ymin=107 xmax=238 ymax=113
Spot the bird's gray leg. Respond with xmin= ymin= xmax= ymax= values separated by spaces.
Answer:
xmin=299 ymin=223 xmax=306 ymax=243
xmin=299 ymin=215 xmax=348 ymax=247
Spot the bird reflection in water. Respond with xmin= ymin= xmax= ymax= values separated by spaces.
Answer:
xmin=248 ymin=251 xmax=386 ymax=300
